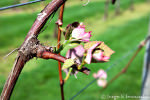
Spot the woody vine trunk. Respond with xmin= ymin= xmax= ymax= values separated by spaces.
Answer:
xmin=0 ymin=0 xmax=66 ymax=99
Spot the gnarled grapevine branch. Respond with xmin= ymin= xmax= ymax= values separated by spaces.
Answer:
xmin=0 ymin=0 xmax=66 ymax=100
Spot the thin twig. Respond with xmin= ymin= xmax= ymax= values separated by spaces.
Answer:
xmin=3 ymin=48 xmax=19 ymax=59
xmin=57 ymin=3 xmax=65 ymax=100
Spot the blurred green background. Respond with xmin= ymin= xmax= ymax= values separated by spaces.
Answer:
xmin=0 ymin=0 xmax=150 ymax=100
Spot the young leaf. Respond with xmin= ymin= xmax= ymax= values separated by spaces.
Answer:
xmin=62 ymin=59 xmax=75 ymax=70
xmin=84 ymin=41 xmax=102 ymax=49
xmin=97 ymin=42 xmax=115 ymax=57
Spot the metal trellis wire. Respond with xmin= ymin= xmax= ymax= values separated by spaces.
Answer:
xmin=0 ymin=0 xmax=45 ymax=11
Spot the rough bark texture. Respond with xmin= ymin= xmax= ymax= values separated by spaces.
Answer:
xmin=0 ymin=56 xmax=25 ymax=100
xmin=0 ymin=0 xmax=91 ymax=99
xmin=0 ymin=0 xmax=66 ymax=100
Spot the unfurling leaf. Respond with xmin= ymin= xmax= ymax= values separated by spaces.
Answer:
xmin=84 ymin=41 xmax=114 ymax=64
xmin=97 ymin=42 xmax=115 ymax=57
xmin=84 ymin=41 xmax=101 ymax=49
xmin=62 ymin=59 xmax=75 ymax=70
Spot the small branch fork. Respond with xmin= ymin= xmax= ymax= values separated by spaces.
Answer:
xmin=0 ymin=0 xmax=89 ymax=100
xmin=101 ymin=36 xmax=150 ymax=91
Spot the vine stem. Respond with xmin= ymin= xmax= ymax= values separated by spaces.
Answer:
xmin=39 ymin=51 xmax=90 ymax=75
xmin=0 ymin=0 xmax=66 ymax=100
xmin=57 ymin=3 xmax=65 ymax=100
xmin=0 ymin=56 xmax=26 ymax=100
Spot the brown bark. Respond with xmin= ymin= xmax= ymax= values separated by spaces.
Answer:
xmin=0 ymin=0 xmax=91 ymax=99
xmin=24 ymin=0 xmax=66 ymax=40
xmin=40 ymin=51 xmax=66 ymax=62
xmin=0 ymin=56 xmax=25 ymax=100
xmin=0 ymin=0 xmax=66 ymax=100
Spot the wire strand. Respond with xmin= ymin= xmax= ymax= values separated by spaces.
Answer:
xmin=39 ymin=9 xmax=57 ymax=33
xmin=0 ymin=0 xmax=45 ymax=11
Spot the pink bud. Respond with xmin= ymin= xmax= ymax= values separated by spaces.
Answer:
xmin=93 ymin=69 xmax=107 ymax=79
xmin=97 ymin=79 xmax=107 ymax=87
xmin=71 ymin=23 xmax=92 ymax=41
